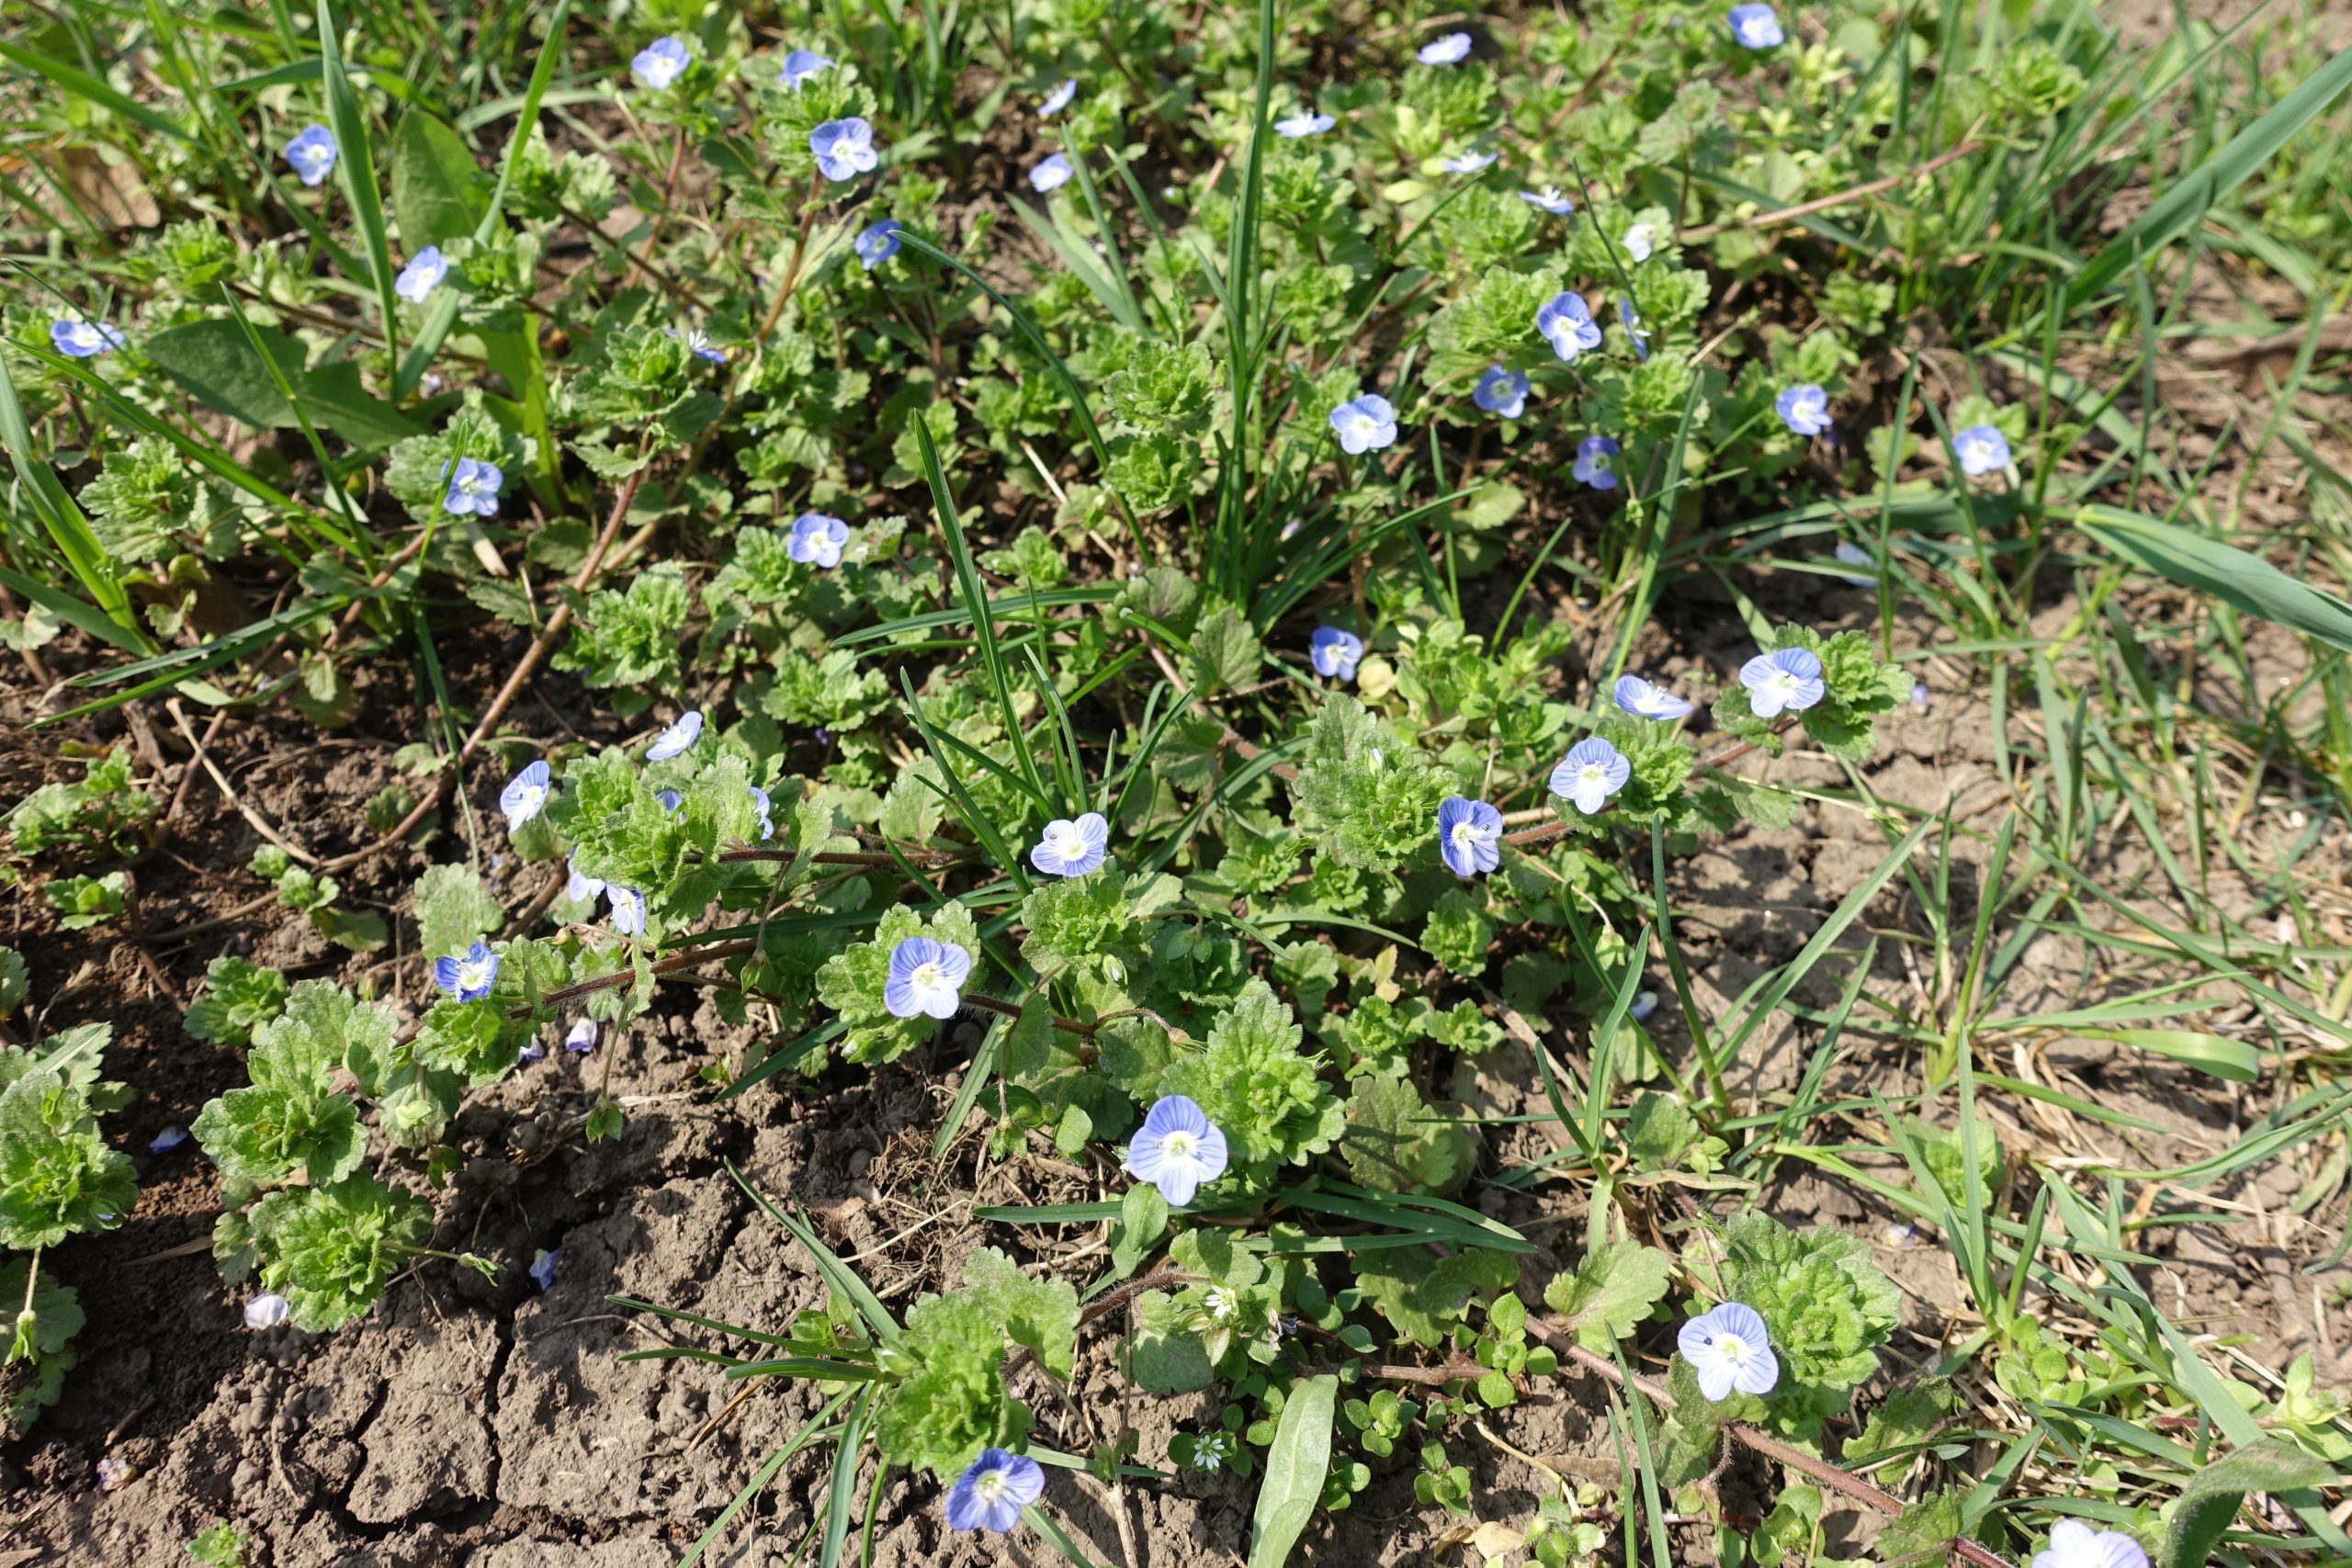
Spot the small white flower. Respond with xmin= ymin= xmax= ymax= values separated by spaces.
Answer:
xmin=2032 ymin=1520 xmax=2150 ymax=1568
xmin=1623 ymin=222 xmax=1656 ymax=263
xmin=244 ymin=1292 xmax=291 ymax=1330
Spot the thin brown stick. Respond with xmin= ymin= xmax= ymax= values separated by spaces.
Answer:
xmin=1529 ymin=1322 xmax=2016 ymax=1568
xmin=1680 ymin=141 xmax=1989 ymax=242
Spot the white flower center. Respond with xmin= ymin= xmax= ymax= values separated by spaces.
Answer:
xmin=1206 ymin=1286 xmax=1238 ymax=1321
xmin=1715 ymin=1332 xmax=1754 ymax=1366
xmin=973 ymin=1469 xmax=1010 ymax=1504
xmin=911 ymin=961 xmax=944 ymax=991
xmin=1054 ymin=829 xmax=1089 ymax=861
xmin=1162 ymin=1130 xmax=1196 ymax=1162
xmin=1767 ymin=671 xmax=1796 ymax=696
xmin=1580 ymin=764 xmax=1608 ymax=787
xmin=458 ymin=960 xmax=492 ymax=989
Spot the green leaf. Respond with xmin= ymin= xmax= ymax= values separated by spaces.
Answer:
xmin=143 ymin=321 xmax=420 ymax=450
xmin=2075 ymin=505 xmax=2352 ymax=656
xmin=1872 ymin=1489 xmax=1963 ymax=1565
xmin=413 ymin=864 xmax=504 ymax=960
xmin=390 ymin=111 xmax=490 ymax=246
xmin=1249 ymin=1373 xmax=1336 ymax=1568
xmin=0 ymin=345 xmax=141 ymax=646
xmin=316 ymin=0 xmax=402 ymax=358
xmin=2163 ymin=1438 xmax=2336 ymax=1568
xmin=960 ymin=1247 xmax=1080 ymax=1382
xmin=1543 ymin=1240 xmax=1671 ymax=1351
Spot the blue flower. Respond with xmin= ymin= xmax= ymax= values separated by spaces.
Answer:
xmin=1031 ymin=811 xmax=1110 ymax=876
xmin=1536 ymin=290 xmax=1601 ymax=362
xmin=500 ymin=760 xmax=550 ymax=830
xmin=1631 ymin=988 xmax=1658 ymax=1022
xmin=749 ymin=784 xmax=775 ymax=841
xmin=1125 ymin=1093 xmax=1230 ymax=1207
xmin=855 ymin=218 xmax=903 ymax=270
xmin=565 ymin=852 xmax=606 ymax=904
xmin=529 ymin=1247 xmax=559 ymax=1291
xmin=284 ymin=124 xmax=338 ymax=186
xmin=1310 ymin=626 xmax=1363 ymax=682
xmin=788 ymin=512 xmax=850 ymax=568
xmin=944 ymin=1448 xmax=1045 ymax=1533
xmin=1329 ymin=394 xmax=1397 ymax=455
xmin=1679 ymin=1301 xmax=1779 ymax=1400
xmin=1613 ymin=674 xmax=1694 ymax=721
xmin=1275 ymin=110 xmax=1335 ymax=138
xmin=1776 ymin=384 xmax=1831 ymax=436
xmin=1437 ymin=795 xmax=1503 ymax=878
xmin=50 ymin=319 xmax=123 ymax=357
xmin=1953 ymin=423 xmax=2011 ymax=477
xmin=1616 ymin=299 xmax=1650 ymax=362
xmin=443 ymin=457 xmax=503 ymax=517
xmin=434 ymin=941 xmax=501 ymax=1001
xmin=1727 ymin=4 xmax=1785 ymax=48
xmin=1519 ymin=186 xmax=1575 ymax=214
xmin=518 ymin=1038 xmax=545 ymax=1063
xmin=1038 ymin=77 xmax=1078 ymax=116
xmin=149 ymin=1125 xmax=187 ymax=1154
xmin=1833 ymin=541 xmax=1875 ymax=585
xmin=632 ymin=36 xmax=691 ymax=90
xmin=1739 ymin=648 xmax=1826 ymax=718
xmin=1418 ymin=31 xmax=1473 ymax=64
xmin=1441 ymin=149 xmax=1497 ymax=174
xmin=1028 ymin=152 xmax=1074 ymax=192
xmin=884 ymin=935 xmax=972 ymax=1020
xmin=810 ymin=118 xmax=879 ymax=181
xmin=1550 ymin=738 xmax=1631 ymax=816
xmin=1911 ymin=681 xmax=1929 ymax=713
xmin=778 ymin=48 xmax=833 ymax=88
xmin=565 ymin=1019 xmax=600 ymax=1054
xmin=666 ymin=326 xmax=729 ymax=364
xmin=1623 ymin=222 xmax=1657 ymax=263
xmin=647 ymin=710 xmax=704 ymax=761
xmin=654 ymin=789 xmax=683 ymax=815
xmin=1573 ymin=435 xmax=1621 ymax=490
xmin=1473 ymin=367 xmax=1529 ymax=419
xmin=243 ymin=1292 xmax=290 ymax=1330
xmin=608 ymin=886 xmax=647 ymax=937
xmin=394 ymin=246 xmax=447 ymax=304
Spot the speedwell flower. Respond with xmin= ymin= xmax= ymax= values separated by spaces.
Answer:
xmin=500 ymin=760 xmax=550 ymax=830
xmin=748 ymin=784 xmax=775 ymax=841
xmin=1030 ymin=812 xmax=1110 ymax=877
xmin=666 ymin=326 xmax=728 ymax=364
xmin=1038 ymin=77 xmax=1078 ymax=116
xmin=1519 ymin=186 xmax=1575 ymax=214
xmin=1028 ymin=152 xmax=1074 ymax=192
xmin=442 ymin=457 xmax=503 ymax=517
xmin=1418 ymin=31 xmax=1472 ymax=64
xmin=1777 ymin=383 xmax=1831 ymax=436
xmin=1833 ymin=541 xmax=1875 ymax=585
xmin=50 ymin=319 xmax=123 ymax=357
xmin=394 ymin=246 xmax=447 ymax=303
xmin=1274 ymin=110 xmax=1335 ymax=138
xmin=1473 ymin=367 xmax=1528 ymax=419
xmin=434 ymin=941 xmax=500 ymax=1001
xmin=944 ymin=1449 xmax=1045 ymax=1534
xmin=1309 ymin=626 xmax=1363 ymax=682
xmin=1551 ymin=738 xmax=1631 ymax=815
xmin=1613 ymin=674 xmax=1693 ymax=721
xmin=810 ymin=118 xmax=879 ymax=181
xmin=1740 ymin=648 xmax=1826 ymax=718
xmin=607 ymin=886 xmax=647 ymax=937
xmin=565 ymin=852 xmax=605 ymax=904
xmin=1616 ymin=299 xmax=1649 ymax=362
xmin=631 ymin=36 xmax=691 ymax=89
xmin=647 ymin=709 xmax=704 ymax=760
xmin=284 ymin=124 xmax=338 ymax=186
xmin=2031 ymin=1521 xmax=2150 ymax=1568
xmin=529 ymin=1248 xmax=559 ymax=1292
xmin=1125 ymin=1094 xmax=1230 ymax=1207
xmin=1953 ymin=423 xmax=2011 ymax=477
xmin=1437 ymin=796 xmax=1503 ymax=878
xmin=788 ymin=512 xmax=850 ymax=568
xmin=1329 ymin=394 xmax=1397 ymax=455
xmin=243 ymin=1293 xmax=290 ymax=1330
xmin=150 ymin=1125 xmax=187 ymax=1154
xmin=1727 ymin=4 xmax=1785 ymax=48
xmin=1536 ymin=290 xmax=1601 ymax=362
xmin=1679 ymin=1301 xmax=1780 ymax=1401
xmin=654 ymin=790 xmax=683 ymax=815
xmin=778 ymin=48 xmax=833 ymax=88
xmin=855 ymin=218 xmax=903 ymax=270
xmin=565 ymin=1018 xmax=600 ymax=1054
xmin=1573 ymin=435 xmax=1621 ymax=491
xmin=1441 ymin=149 xmax=1497 ymax=174
xmin=1623 ymin=222 xmax=1657 ymax=263
xmin=885 ymin=936 xmax=972 ymax=1020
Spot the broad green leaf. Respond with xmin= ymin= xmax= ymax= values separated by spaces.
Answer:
xmin=1248 ymin=1373 xmax=1335 ymax=1568
xmin=143 ymin=321 xmax=419 ymax=449
xmin=2163 ymin=1438 xmax=2336 ymax=1568
xmin=390 ymin=111 xmax=490 ymax=246
xmin=1543 ymin=1240 xmax=1671 ymax=1350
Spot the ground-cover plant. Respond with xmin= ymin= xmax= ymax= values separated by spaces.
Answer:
xmin=8 ymin=0 xmax=2352 ymax=1563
